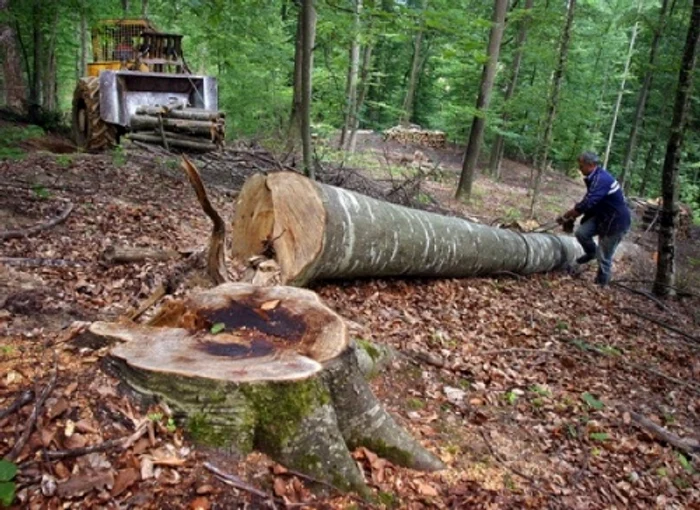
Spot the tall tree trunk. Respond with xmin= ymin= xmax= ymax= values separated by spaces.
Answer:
xmin=43 ymin=6 xmax=60 ymax=111
xmin=29 ymin=0 xmax=43 ymax=113
xmin=653 ymin=0 xmax=700 ymax=297
xmin=142 ymin=0 xmax=148 ymax=16
xmin=400 ymin=0 xmax=427 ymax=126
xmin=79 ymin=6 xmax=87 ymax=78
xmin=121 ymin=0 xmax=129 ymax=13
xmin=0 ymin=0 xmax=27 ymax=112
xmin=339 ymin=0 xmax=362 ymax=150
xmin=488 ymin=0 xmax=535 ymax=180
xmin=529 ymin=0 xmax=576 ymax=217
xmin=638 ymin=139 xmax=658 ymax=196
xmin=347 ymin=42 xmax=374 ymax=153
xmin=287 ymin=9 xmax=304 ymax=150
xmin=619 ymin=0 xmax=669 ymax=190
xmin=603 ymin=14 xmax=640 ymax=169
xmin=301 ymin=0 xmax=317 ymax=179
xmin=455 ymin=0 xmax=509 ymax=201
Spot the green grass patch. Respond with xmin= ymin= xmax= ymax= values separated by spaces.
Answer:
xmin=0 ymin=125 xmax=44 ymax=161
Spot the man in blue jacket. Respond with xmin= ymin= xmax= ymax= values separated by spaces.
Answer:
xmin=559 ymin=152 xmax=631 ymax=286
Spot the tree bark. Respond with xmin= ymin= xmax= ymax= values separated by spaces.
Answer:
xmin=347 ymin=42 xmax=374 ymax=153
xmin=603 ymin=15 xmax=640 ymax=169
xmin=529 ymin=0 xmax=576 ymax=217
xmin=78 ymin=5 xmax=88 ymax=79
xmin=619 ymin=0 xmax=669 ymax=190
xmin=653 ymin=0 xmax=700 ymax=297
xmin=339 ymin=0 xmax=362 ymax=151
xmin=638 ymin=140 xmax=658 ymax=196
xmin=456 ymin=0 xmax=509 ymax=201
xmin=91 ymin=283 xmax=444 ymax=496
xmin=0 ymin=0 xmax=27 ymax=112
xmin=231 ymin=172 xmax=583 ymax=287
xmin=488 ymin=0 xmax=534 ymax=180
xmin=29 ymin=0 xmax=43 ymax=112
xmin=301 ymin=0 xmax=317 ymax=178
xmin=43 ymin=5 xmax=60 ymax=111
xmin=400 ymin=0 xmax=428 ymax=126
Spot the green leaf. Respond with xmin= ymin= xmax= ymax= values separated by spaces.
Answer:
xmin=0 ymin=461 xmax=16 ymax=483
xmin=0 ymin=481 xmax=14 ymax=507
xmin=582 ymin=392 xmax=605 ymax=410
xmin=590 ymin=432 xmax=609 ymax=442
xmin=678 ymin=453 xmax=695 ymax=473
xmin=210 ymin=322 xmax=226 ymax=334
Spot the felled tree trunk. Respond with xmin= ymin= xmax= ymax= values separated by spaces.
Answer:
xmin=91 ymin=283 xmax=444 ymax=495
xmin=231 ymin=172 xmax=583 ymax=286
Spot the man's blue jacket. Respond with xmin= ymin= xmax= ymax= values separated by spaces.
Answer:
xmin=575 ymin=166 xmax=631 ymax=236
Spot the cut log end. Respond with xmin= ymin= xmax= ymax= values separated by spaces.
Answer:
xmin=91 ymin=283 xmax=443 ymax=494
xmin=231 ymin=172 xmax=326 ymax=285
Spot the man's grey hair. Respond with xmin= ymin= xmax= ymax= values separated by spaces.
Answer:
xmin=578 ymin=151 xmax=599 ymax=165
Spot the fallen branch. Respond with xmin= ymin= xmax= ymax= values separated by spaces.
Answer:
xmin=623 ymin=362 xmax=700 ymax=395
xmin=611 ymin=282 xmax=673 ymax=313
xmin=5 ymin=356 xmax=58 ymax=461
xmin=0 ymin=257 xmax=83 ymax=268
xmin=622 ymin=308 xmax=700 ymax=344
xmin=101 ymin=245 xmax=184 ymax=265
xmin=203 ymin=462 xmax=272 ymax=501
xmin=0 ymin=202 xmax=73 ymax=241
xmin=626 ymin=409 xmax=700 ymax=459
xmin=0 ymin=390 xmax=34 ymax=421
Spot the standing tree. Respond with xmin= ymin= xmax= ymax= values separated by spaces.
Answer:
xmin=455 ymin=0 xmax=509 ymax=201
xmin=488 ymin=0 xmax=535 ymax=180
xmin=619 ymin=0 xmax=669 ymax=190
xmin=529 ymin=0 xmax=576 ymax=217
xmin=301 ymin=0 xmax=317 ymax=178
xmin=339 ymin=0 xmax=362 ymax=150
xmin=400 ymin=0 xmax=428 ymax=126
xmin=602 ymin=3 xmax=641 ymax=169
xmin=0 ymin=0 xmax=27 ymax=112
xmin=653 ymin=0 xmax=700 ymax=297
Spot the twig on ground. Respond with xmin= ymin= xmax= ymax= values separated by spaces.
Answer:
xmin=624 ymin=408 xmax=700 ymax=459
xmin=476 ymin=348 xmax=563 ymax=356
xmin=203 ymin=462 xmax=276 ymax=506
xmin=0 ymin=390 xmax=34 ymax=421
xmin=0 ymin=201 xmax=74 ymax=241
xmin=5 ymin=354 xmax=58 ymax=461
xmin=622 ymin=308 xmax=700 ymax=344
xmin=0 ymin=257 xmax=83 ymax=268
xmin=623 ymin=362 xmax=700 ymax=395
xmin=611 ymin=282 xmax=674 ymax=313
xmin=477 ymin=429 xmax=553 ymax=494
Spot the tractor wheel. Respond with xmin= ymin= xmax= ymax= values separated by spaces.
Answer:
xmin=71 ymin=76 xmax=118 ymax=151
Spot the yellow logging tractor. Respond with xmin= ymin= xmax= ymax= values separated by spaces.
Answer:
xmin=72 ymin=19 xmax=225 ymax=151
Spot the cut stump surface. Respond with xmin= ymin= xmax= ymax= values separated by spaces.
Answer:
xmin=91 ymin=283 xmax=444 ymax=495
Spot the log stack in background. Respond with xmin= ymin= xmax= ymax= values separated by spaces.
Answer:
xmin=126 ymin=103 xmax=226 ymax=152
xmin=631 ymin=197 xmax=692 ymax=240
xmin=383 ymin=125 xmax=447 ymax=149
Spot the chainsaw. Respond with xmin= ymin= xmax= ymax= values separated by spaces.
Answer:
xmin=532 ymin=216 xmax=575 ymax=234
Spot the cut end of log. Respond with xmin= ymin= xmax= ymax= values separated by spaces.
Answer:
xmin=231 ymin=172 xmax=325 ymax=285
xmin=91 ymin=283 xmax=348 ymax=382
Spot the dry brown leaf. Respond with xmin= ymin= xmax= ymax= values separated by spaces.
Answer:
xmin=273 ymin=477 xmax=287 ymax=497
xmin=190 ymin=496 xmax=211 ymax=510
xmin=48 ymin=398 xmax=70 ymax=420
xmin=56 ymin=470 xmax=114 ymax=499
xmin=111 ymin=468 xmax=139 ymax=498
xmin=196 ymin=484 xmax=214 ymax=495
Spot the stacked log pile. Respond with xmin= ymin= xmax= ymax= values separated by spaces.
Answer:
xmin=126 ymin=103 xmax=225 ymax=152
xmin=631 ymin=198 xmax=692 ymax=239
xmin=383 ymin=125 xmax=446 ymax=148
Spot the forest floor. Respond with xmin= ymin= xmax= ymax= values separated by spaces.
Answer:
xmin=1 ymin=121 xmax=699 ymax=509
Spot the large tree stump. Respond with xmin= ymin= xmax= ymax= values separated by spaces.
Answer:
xmin=90 ymin=283 xmax=443 ymax=495
xmin=230 ymin=172 xmax=583 ymax=286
